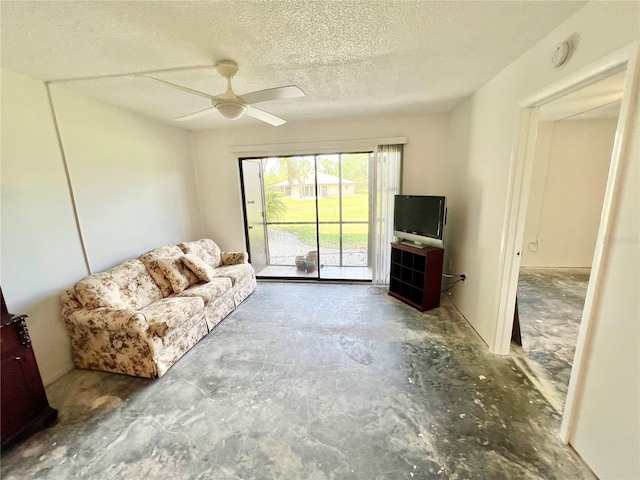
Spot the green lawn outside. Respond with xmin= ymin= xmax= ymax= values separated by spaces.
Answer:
xmin=268 ymin=194 xmax=370 ymax=248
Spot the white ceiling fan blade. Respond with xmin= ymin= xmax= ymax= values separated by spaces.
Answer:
xmin=245 ymin=105 xmax=287 ymax=126
xmin=138 ymin=75 xmax=219 ymax=100
xmin=241 ymin=85 xmax=305 ymax=105
xmin=174 ymin=106 xmax=217 ymax=122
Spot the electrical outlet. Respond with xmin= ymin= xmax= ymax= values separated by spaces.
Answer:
xmin=461 ymin=274 xmax=466 ymax=281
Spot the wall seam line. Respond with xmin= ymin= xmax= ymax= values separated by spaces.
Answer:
xmin=45 ymin=83 xmax=92 ymax=275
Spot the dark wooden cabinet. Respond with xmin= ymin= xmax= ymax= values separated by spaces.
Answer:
xmin=388 ymin=242 xmax=444 ymax=311
xmin=1 ymin=288 xmax=57 ymax=450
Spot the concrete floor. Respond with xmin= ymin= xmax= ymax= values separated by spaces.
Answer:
xmin=1 ymin=283 xmax=595 ymax=479
xmin=514 ymin=268 xmax=588 ymax=413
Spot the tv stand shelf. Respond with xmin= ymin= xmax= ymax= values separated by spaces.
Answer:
xmin=388 ymin=242 xmax=444 ymax=311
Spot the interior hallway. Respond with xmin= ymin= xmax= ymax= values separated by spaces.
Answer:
xmin=1 ymin=283 xmax=594 ymax=479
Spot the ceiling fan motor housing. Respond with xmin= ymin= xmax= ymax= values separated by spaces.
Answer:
xmin=216 ymin=60 xmax=239 ymax=79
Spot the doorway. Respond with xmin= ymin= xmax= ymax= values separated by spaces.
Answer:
xmin=240 ymin=153 xmax=373 ymax=281
xmin=494 ymin=44 xmax=638 ymax=444
xmin=512 ymin=79 xmax=622 ymax=412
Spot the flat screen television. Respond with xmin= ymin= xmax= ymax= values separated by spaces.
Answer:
xmin=393 ymin=195 xmax=447 ymax=247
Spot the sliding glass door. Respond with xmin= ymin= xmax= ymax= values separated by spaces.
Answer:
xmin=240 ymin=152 xmax=372 ymax=281
xmin=265 ymin=155 xmax=319 ymax=278
xmin=316 ymin=153 xmax=372 ymax=280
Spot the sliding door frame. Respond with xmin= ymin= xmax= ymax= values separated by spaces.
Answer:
xmin=239 ymin=152 xmax=373 ymax=281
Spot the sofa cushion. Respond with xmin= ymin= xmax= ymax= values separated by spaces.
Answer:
xmin=182 ymin=254 xmax=216 ymax=282
xmin=138 ymin=245 xmax=184 ymax=297
xmin=220 ymin=252 xmax=249 ymax=266
xmin=178 ymin=239 xmax=221 ymax=268
xmin=177 ymin=277 xmax=232 ymax=304
xmin=151 ymin=311 xmax=208 ymax=362
xmin=156 ymin=256 xmax=199 ymax=294
xmin=138 ymin=296 xmax=204 ymax=338
xmin=74 ymin=259 xmax=162 ymax=310
xmin=212 ymin=264 xmax=255 ymax=286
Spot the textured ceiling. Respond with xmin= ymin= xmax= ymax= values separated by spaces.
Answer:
xmin=1 ymin=1 xmax=586 ymax=130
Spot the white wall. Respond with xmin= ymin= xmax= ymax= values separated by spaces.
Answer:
xmin=1 ymin=69 xmax=203 ymax=384
xmin=190 ymin=114 xmax=450 ymax=251
xmin=521 ymin=118 xmax=617 ymax=267
xmin=50 ymin=85 xmax=203 ymax=272
xmin=1 ymin=70 xmax=87 ymax=385
xmin=570 ymin=79 xmax=639 ymax=479
xmin=447 ymin=2 xmax=639 ymax=477
xmin=447 ymin=0 xmax=638 ymax=347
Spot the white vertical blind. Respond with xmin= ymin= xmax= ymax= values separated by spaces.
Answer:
xmin=373 ymin=144 xmax=402 ymax=285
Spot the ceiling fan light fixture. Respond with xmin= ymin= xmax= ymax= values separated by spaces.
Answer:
xmin=215 ymin=102 xmax=246 ymax=120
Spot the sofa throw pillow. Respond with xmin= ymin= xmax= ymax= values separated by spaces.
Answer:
xmin=138 ymin=245 xmax=184 ymax=297
xmin=182 ymin=254 xmax=216 ymax=283
xmin=156 ymin=256 xmax=199 ymax=294
xmin=178 ymin=239 xmax=221 ymax=268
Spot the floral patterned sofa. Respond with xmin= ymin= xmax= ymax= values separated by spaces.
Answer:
xmin=60 ymin=239 xmax=256 ymax=378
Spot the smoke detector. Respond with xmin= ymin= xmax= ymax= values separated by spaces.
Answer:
xmin=552 ymin=40 xmax=574 ymax=68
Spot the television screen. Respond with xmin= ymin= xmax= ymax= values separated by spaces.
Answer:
xmin=393 ymin=195 xmax=446 ymax=240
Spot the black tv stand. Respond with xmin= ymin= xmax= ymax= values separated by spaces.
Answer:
xmin=388 ymin=242 xmax=444 ymax=311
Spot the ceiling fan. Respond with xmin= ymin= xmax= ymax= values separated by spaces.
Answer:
xmin=140 ymin=60 xmax=304 ymax=126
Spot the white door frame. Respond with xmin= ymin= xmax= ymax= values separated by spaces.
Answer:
xmin=493 ymin=41 xmax=639 ymax=444
xmin=240 ymin=159 xmax=269 ymax=272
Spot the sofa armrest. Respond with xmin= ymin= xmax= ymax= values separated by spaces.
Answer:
xmin=220 ymin=252 xmax=249 ymax=266
xmin=66 ymin=307 xmax=149 ymax=333
xmin=61 ymin=287 xmax=83 ymax=319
